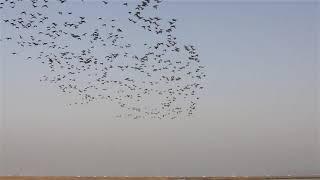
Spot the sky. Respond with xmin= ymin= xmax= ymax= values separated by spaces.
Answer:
xmin=0 ymin=0 xmax=319 ymax=176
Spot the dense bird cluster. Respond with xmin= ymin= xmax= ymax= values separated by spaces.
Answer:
xmin=0 ymin=0 xmax=206 ymax=120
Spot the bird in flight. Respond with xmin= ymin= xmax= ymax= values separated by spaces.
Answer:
xmin=0 ymin=0 xmax=206 ymax=120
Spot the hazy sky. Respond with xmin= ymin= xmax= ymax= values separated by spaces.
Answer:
xmin=0 ymin=0 xmax=319 ymax=176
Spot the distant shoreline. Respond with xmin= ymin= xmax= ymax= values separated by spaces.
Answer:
xmin=0 ymin=176 xmax=320 ymax=180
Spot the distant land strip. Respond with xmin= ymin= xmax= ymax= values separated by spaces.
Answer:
xmin=0 ymin=176 xmax=320 ymax=180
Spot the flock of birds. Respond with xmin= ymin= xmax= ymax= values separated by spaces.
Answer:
xmin=0 ymin=0 xmax=206 ymax=120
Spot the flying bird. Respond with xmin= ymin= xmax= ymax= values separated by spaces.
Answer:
xmin=0 ymin=0 xmax=206 ymax=120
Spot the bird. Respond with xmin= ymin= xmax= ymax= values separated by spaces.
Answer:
xmin=0 ymin=0 xmax=206 ymax=120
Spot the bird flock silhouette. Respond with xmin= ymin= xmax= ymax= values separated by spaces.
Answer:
xmin=0 ymin=0 xmax=206 ymax=120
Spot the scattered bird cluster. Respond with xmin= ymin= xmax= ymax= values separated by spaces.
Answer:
xmin=0 ymin=0 xmax=206 ymax=120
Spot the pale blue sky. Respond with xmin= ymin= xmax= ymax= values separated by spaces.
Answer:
xmin=0 ymin=0 xmax=319 ymax=176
